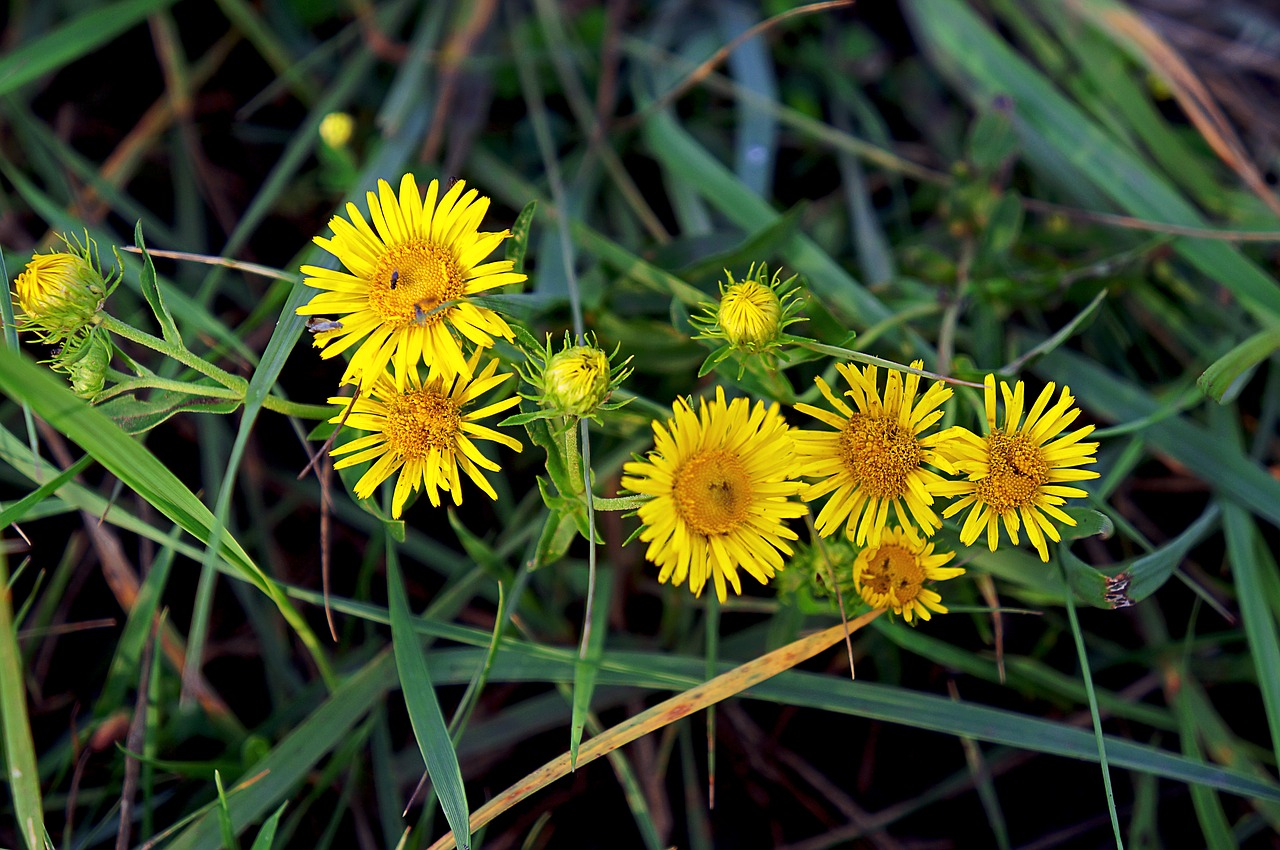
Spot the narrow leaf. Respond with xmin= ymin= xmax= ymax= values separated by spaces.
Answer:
xmin=386 ymin=542 xmax=471 ymax=850
xmin=1197 ymin=327 xmax=1280 ymax=404
xmin=570 ymin=567 xmax=613 ymax=767
xmin=0 ymin=557 xmax=44 ymax=850
xmin=134 ymin=221 xmax=183 ymax=347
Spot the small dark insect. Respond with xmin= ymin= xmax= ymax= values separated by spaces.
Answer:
xmin=389 ymin=268 xmax=399 ymax=289
xmin=306 ymin=317 xmax=343 ymax=333
xmin=413 ymin=296 xmax=444 ymax=326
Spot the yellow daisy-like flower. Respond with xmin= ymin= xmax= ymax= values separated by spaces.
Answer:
xmin=298 ymin=173 xmax=526 ymax=388
xmin=852 ymin=526 xmax=964 ymax=623
xmin=328 ymin=352 xmax=522 ymax=517
xmin=936 ymin=375 xmax=1099 ymax=562
xmin=620 ymin=387 xmax=808 ymax=603
xmin=13 ymin=247 xmax=111 ymax=339
xmin=794 ymin=360 xmax=956 ymax=547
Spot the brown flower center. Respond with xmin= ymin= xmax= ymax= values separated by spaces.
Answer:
xmin=369 ymin=240 xmax=465 ymax=328
xmin=859 ymin=544 xmax=925 ymax=606
xmin=837 ymin=412 xmax=923 ymax=498
xmin=380 ymin=386 xmax=461 ymax=460
xmin=974 ymin=430 xmax=1050 ymax=512
xmin=673 ymin=449 xmax=752 ymax=535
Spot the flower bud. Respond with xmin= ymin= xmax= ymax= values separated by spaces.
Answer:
xmin=319 ymin=112 xmax=355 ymax=149
xmin=717 ymin=277 xmax=781 ymax=348
xmin=62 ymin=329 xmax=112 ymax=400
xmin=543 ymin=345 xmax=613 ymax=417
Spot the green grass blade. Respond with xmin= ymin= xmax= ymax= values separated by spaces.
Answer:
xmin=0 ymin=454 xmax=92 ymax=531
xmin=1222 ymin=505 xmax=1280 ymax=767
xmin=94 ymin=529 xmax=177 ymax=715
xmin=386 ymin=542 xmax=471 ymax=850
xmin=164 ymin=653 xmax=396 ymax=850
xmin=1198 ymin=327 xmax=1280 ymax=404
xmin=0 ymin=0 xmax=177 ymax=97
xmin=0 ymin=556 xmax=44 ymax=850
xmin=248 ymin=802 xmax=289 ymax=850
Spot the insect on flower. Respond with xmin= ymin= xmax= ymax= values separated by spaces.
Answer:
xmin=306 ymin=317 xmax=344 ymax=334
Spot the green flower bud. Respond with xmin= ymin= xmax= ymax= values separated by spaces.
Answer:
xmin=62 ymin=330 xmax=112 ymax=400
xmin=543 ymin=345 xmax=613 ymax=417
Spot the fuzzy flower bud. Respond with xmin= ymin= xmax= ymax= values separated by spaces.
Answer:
xmin=12 ymin=235 xmax=118 ymax=349
xmin=692 ymin=263 xmax=805 ymax=378
xmin=62 ymin=329 xmax=113 ymax=400
xmin=543 ymin=345 xmax=613 ymax=417
xmin=14 ymin=251 xmax=106 ymax=339
xmin=319 ymin=112 xmax=355 ymax=149
xmin=718 ymin=277 xmax=781 ymax=348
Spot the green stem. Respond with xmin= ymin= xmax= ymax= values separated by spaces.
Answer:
xmin=259 ymin=396 xmax=333 ymax=419
xmin=99 ymin=314 xmax=246 ymax=392
xmin=95 ymin=376 xmax=242 ymax=404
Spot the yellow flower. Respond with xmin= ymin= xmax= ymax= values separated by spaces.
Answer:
xmin=298 ymin=174 xmax=526 ymax=388
xmin=718 ymin=278 xmax=781 ymax=347
xmin=852 ymin=526 xmax=963 ymax=623
xmin=328 ymin=352 xmax=522 ymax=517
xmin=13 ymin=245 xmax=111 ymax=339
xmin=794 ymin=360 xmax=956 ymax=547
xmin=621 ymin=387 xmax=808 ymax=602
xmin=543 ymin=345 xmax=612 ymax=417
xmin=936 ymin=375 xmax=1099 ymax=562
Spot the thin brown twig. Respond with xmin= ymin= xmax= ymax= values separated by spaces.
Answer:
xmin=119 ymin=245 xmax=295 ymax=280
xmin=1021 ymin=196 xmax=1280 ymax=241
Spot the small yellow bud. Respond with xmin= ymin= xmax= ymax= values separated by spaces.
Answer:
xmin=319 ymin=112 xmax=355 ymax=149
xmin=543 ymin=345 xmax=612 ymax=417
xmin=717 ymin=279 xmax=781 ymax=348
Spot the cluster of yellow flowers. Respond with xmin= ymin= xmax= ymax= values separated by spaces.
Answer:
xmin=295 ymin=174 xmax=1100 ymax=622
xmin=622 ymin=283 xmax=1100 ymax=623
xmin=10 ymin=173 xmax=1100 ymax=627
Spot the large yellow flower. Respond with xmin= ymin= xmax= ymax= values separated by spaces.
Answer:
xmin=793 ymin=360 xmax=956 ymax=547
xmin=621 ymin=387 xmax=808 ymax=603
xmin=852 ymin=526 xmax=963 ymax=623
xmin=328 ymin=352 xmax=522 ymax=517
xmin=298 ymin=174 xmax=525 ymax=388
xmin=936 ymin=375 xmax=1099 ymax=562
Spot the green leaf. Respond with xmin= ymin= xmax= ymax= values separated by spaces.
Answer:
xmin=0 ymin=558 xmax=44 ymax=850
xmin=1060 ymin=506 xmax=1114 ymax=542
xmin=0 ymin=454 xmax=92 ymax=531
xmin=133 ymin=221 xmax=183 ymax=347
xmin=505 ymin=200 xmax=537 ymax=276
xmin=1063 ymin=505 xmax=1217 ymax=608
xmin=0 ymin=0 xmax=177 ymax=97
xmin=97 ymin=389 xmax=241 ymax=435
xmin=247 ymin=802 xmax=289 ymax=850
xmin=1197 ymin=327 xmax=1280 ymax=404
xmin=535 ymin=505 xmax=579 ymax=568
xmin=386 ymin=542 xmax=471 ymax=850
